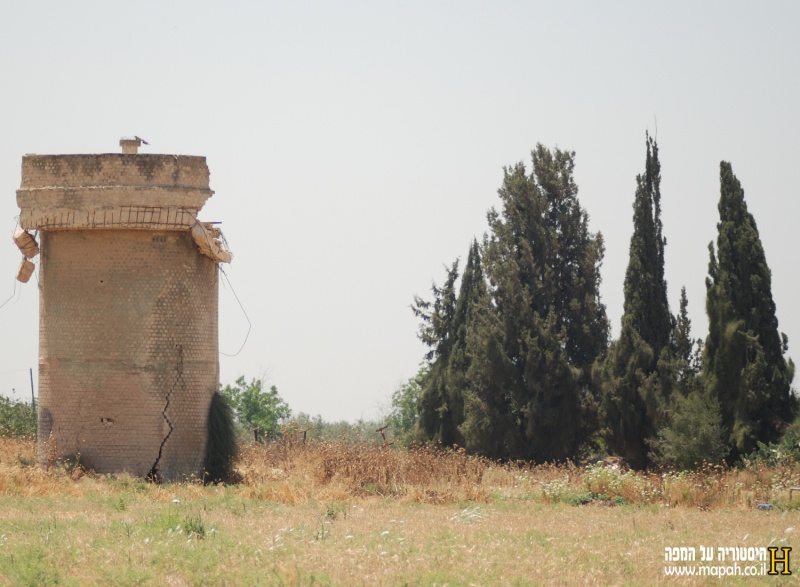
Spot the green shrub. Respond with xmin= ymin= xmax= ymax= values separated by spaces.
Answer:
xmin=182 ymin=514 xmax=206 ymax=539
xmin=204 ymin=392 xmax=238 ymax=484
xmin=0 ymin=396 xmax=36 ymax=438
xmin=648 ymin=391 xmax=729 ymax=470
xmin=742 ymin=416 xmax=800 ymax=467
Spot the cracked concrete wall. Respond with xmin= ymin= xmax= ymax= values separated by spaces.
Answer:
xmin=37 ymin=230 xmax=219 ymax=479
xmin=21 ymin=151 xmax=224 ymax=481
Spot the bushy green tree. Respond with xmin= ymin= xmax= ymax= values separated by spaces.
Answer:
xmin=596 ymin=134 xmax=672 ymax=468
xmin=463 ymin=145 xmax=607 ymax=461
xmin=0 ymin=396 xmax=36 ymax=438
xmin=386 ymin=366 xmax=426 ymax=445
xmin=743 ymin=415 xmax=800 ymax=466
xmin=648 ymin=390 xmax=728 ymax=470
xmin=221 ymin=376 xmax=291 ymax=442
xmin=643 ymin=286 xmax=725 ymax=470
xmin=414 ymin=145 xmax=608 ymax=461
xmin=703 ymin=162 xmax=797 ymax=456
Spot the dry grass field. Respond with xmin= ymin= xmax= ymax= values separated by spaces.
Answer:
xmin=0 ymin=436 xmax=798 ymax=586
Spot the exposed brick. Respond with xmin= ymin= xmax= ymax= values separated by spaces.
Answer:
xmin=18 ymin=149 xmax=227 ymax=481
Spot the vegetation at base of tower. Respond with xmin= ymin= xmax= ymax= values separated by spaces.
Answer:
xmin=203 ymin=391 xmax=239 ymax=484
xmin=703 ymin=161 xmax=798 ymax=457
xmin=0 ymin=395 xmax=36 ymax=438
xmin=221 ymin=376 xmax=291 ymax=442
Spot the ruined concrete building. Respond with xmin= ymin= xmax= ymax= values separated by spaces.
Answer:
xmin=13 ymin=138 xmax=232 ymax=480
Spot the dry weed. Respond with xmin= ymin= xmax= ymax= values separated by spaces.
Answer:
xmin=2 ymin=436 xmax=799 ymax=510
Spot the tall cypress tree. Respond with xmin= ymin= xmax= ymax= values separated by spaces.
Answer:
xmin=622 ymin=135 xmax=672 ymax=358
xmin=459 ymin=269 xmax=516 ymax=459
xmin=531 ymin=146 xmax=610 ymax=382
xmin=413 ymin=261 xmax=460 ymax=444
xmin=474 ymin=145 xmax=607 ymax=461
xmin=703 ymin=162 xmax=797 ymax=455
xmin=413 ymin=241 xmax=490 ymax=448
xmin=596 ymin=133 xmax=672 ymax=468
xmin=444 ymin=239 xmax=487 ymax=447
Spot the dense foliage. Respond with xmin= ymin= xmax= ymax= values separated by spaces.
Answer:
xmin=703 ymin=162 xmax=797 ymax=457
xmin=204 ymin=391 xmax=238 ymax=483
xmin=0 ymin=396 xmax=36 ymax=438
xmin=412 ymin=137 xmax=797 ymax=469
xmin=221 ymin=376 xmax=291 ymax=442
xmin=595 ymin=134 xmax=674 ymax=468
xmin=415 ymin=145 xmax=609 ymax=461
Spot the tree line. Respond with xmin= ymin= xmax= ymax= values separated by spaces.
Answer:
xmin=409 ymin=134 xmax=797 ymax=469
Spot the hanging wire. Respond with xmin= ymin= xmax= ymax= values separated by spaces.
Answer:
xmin=1 ymin=216 xmax=23 ymax=309
xmin=219 ymin=265 xmax=251 ymax=357
xmin=0 ymin=276 xmax=20 ymax=311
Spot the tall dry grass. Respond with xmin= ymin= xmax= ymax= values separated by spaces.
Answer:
xmin=2 ymin=435 xmax=799 ymax=510
xmin=236 ymin=440 xmax=491 ymax=503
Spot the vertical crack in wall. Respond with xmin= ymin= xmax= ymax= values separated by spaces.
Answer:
xmin=148 ymin=344 xmax=183 ymax=482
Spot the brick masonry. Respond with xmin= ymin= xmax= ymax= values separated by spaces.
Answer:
xmin=16 ymin=149 xmax=227 ymax=480
xmin=17 ymin=154 xmax=212 ymax=230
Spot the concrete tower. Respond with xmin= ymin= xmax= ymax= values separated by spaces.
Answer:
xmin=14 ymin=138 xmax=232 ymax=480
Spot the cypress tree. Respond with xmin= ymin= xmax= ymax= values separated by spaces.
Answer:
xmin=475 ymin=145 xmax=607 ymax=461
xmin=413 ymin=261 xmax=460 ymax=445
xmin=413 ymin=241 xmax=490 ymax=448
xmin=703 ymin=162 xmax=797 ymax=455
xmin=531 ymin=145 xmax=610 ymax=383
xmin=444 ymin=239 xmax=487 ymax=447
xmin=670 ymin=286 xmax=702 ymax=396
xmin=622 ymin=134 xmax=672 ymax=357
xmin=459 ymin=283 xmax=517 ymax=459
xmin=597 ymin=133 xmax=672 ymax=468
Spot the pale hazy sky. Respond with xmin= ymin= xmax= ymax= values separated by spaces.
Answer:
xmin=1 ymin=2 xmax=798 ymax=422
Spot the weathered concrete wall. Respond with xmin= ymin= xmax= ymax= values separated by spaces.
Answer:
xmin=17 ymin=154 xmax=213 ymax=231
xmin=17 ymin=150 xmax=226 ymax=480
xmin=37 ymin=230 xmax=219 ymax=479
